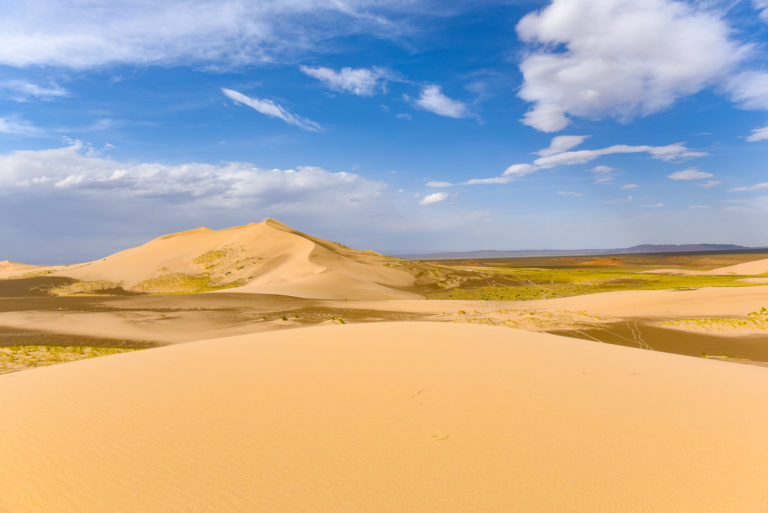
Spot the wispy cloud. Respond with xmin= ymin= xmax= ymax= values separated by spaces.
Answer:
xmin=222 ymin=88 xmax=322 ymax=132
xmin=557 ymin=191 xmax=582 ymax=197
xmin=727 ymin=71 xmax=768 ymax=111
xmin=621 ymin=184 xmax=638 ymax=189
xmin=0 ymin=80 xmax=68 ymax=102
xmin=667 ymin=168 xmax=713 ymax=180
xmin=746 ymin=125 xmax=768 ymax=142
xmin=0 ymin=116 xmax=40 ymax=135
xmin=437 ymin=141 xmax=704 ymax=188
xmin=537 ymin=135 xmax=589 ymax=157
xmin=641 ymin=203 xmax=665 ymax=208
xmin=414 ymin=85 xmax=468 ymax=119
xmin=755 ymin=0 xmax=768 ymax=21
xmin=534 ymin=143 xmax=705 ymax=168
xmin=300 ymin=66 xmax=390 ymax=96
xmin=730 ymin=182 xmax=768 ymax=192
xmin=699 ymin=180 xmax=721 ymax=188
xmin=0 ymin=1 xmax=407 ymax=69
xmin=603 ymin=195 xmax=633 ymax=205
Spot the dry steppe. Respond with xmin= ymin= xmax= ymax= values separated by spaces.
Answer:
xmin=2 ymin=219 xmax=768 ymax=512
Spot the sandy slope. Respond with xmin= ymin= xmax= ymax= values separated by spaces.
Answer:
xmin=1 ymin=322 xmax=767 ymax=513
xmin=47 ymin=218 xmax=421 ymax=299
xmin=323 ymin=284 xmax=768 ymax=318
xmin=0 ymin=260 xmax=48 ymax=279
xmin=646 ymin=257 xmax=768 ymax=276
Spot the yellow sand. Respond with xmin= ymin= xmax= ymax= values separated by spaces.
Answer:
xmin=0 ymin=260 xmax=49 ymax=278
xmin=646 ymin=257 xmax=768 ymax=276
xmin=1 ymin=322 xmax=767 ymax=513
xmin=324 ymin=284 xmax=768 ymax=318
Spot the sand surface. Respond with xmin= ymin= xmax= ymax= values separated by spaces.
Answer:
xmin=323 ymin=284 xmax=768 ymax=318
xmin=646 ymin=257 xmax=768 ymax=276
xmin=0 ymin=260 xmax=49 ymax=279
xmin=1 ymin=322 xmax=768 ymax=513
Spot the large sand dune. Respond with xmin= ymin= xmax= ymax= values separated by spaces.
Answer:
xmin=47 ymin=218 xmax=429 ymax=299
xmin=1 ymin=322 xmax=767 ymax=513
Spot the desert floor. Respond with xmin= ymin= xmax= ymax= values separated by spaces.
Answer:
xmin=2 ymin=250 xmax=768 ymax=511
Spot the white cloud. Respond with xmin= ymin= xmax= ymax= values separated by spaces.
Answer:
xmin=222 ymin=88 xmax=321 ymax=132
xmin=300 ymin=66 xmax=389 ymax=96
xmin=436 ymin=140 xmax=704 ymax=189
xmin=667 ymin=168 xmax=713 ymax=180
xmin=730 ymin=182 xmax=768 ymax=192
xmin=462 ymin=163 xmax=539 ymax=186
xmin=534 ymin=142 xmax=705 ymax=168
xmin=414 ymin=85 xmax=468 ymax=118
xmin=464 ymin=176 xmax=515 ymax=185
xmin=621 ymin=183 xmax=638 ymax=189
xmin=502 ymin=163 xmax=538 ymax=177
xmin=557 ymin=191 xmax=582 ymax=197
xmin=420 ymin=192 xmax=451 ymax=205
xmin=746 ymin=125 xmax=768 ymax=142
xmin=0 ymin=1 xmax=405 ymax=69
xmin=0 ymin=116 xmax=40 ymax=135
xmin=426 ymin=181 xmax=454 ymax=188
xmin=726 ymin=72 xmax=768 ymax=110
xmin=537 ymin=135 xmax=589 ymax=156
xmin=0 ymin=140 xmax=383 ymax=207
xmin=689 ymin=204 xmax=709 ymax=209
xmin=0 ymin=80 xmax=68 ymax=101
xmin=589 ymin=164 xmax=615 ymax=183
xmin=699 ymin=180 xmax=721 ymax=188
xmin=641 ymin=203 xmax=665 ymax=208
xmin=516 ymin=0 xmax=747 ymax=131
xmin=755 ymin=0 xmax=768 ymax=21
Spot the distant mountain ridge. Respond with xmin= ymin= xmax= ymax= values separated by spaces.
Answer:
xmin=398 ymin=244 xmax=754 ymax=261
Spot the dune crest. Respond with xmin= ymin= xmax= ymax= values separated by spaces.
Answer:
xmin=44 ymin=218 xmax=432 ymax=299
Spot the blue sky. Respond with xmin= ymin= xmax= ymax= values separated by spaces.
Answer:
xmin=1 ymin=0 xmax=767 ymax=263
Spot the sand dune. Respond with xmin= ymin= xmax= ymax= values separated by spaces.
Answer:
xmin=47 ymin=218 xmax=426 ymax=299
xmin=646 ymin=257 xmax=768 ymax=276
xmin=0 ymin=260 xmax=47 ymax=279
xmin=322 ymin=284 xmax=768 ymax=319
xmin=1 ymin=322 xmax=767 ymax=513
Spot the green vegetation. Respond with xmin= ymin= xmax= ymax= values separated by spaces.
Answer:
xmin=49 ymin=280 xmax=124 ymax=296
xmin=193 ymin=248 xmax=231 ymax=267
xmin=1 ymin=269 xmax=53 ymax=280
xmin=663 ymin=307 xmax=768 ymax=332
xmin=134 ymin=273 xmax=241 ymax=294
xmin=429 ymin=267 xmax=765 ymax=301
xmin=0 ymin=345 xmax=140 ymax=374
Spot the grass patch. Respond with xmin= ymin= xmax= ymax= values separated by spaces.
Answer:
xmin=49 ymin=280 xmax=124 ymax=296
xmin=0 ymin=345 xmax=140 ymax=374
xmin=428 ymin=267 xmax=765 ymax=301
xmin=662 ymin=307 xmax=768 ymax=332
xmin=193 ymin=249 xmax=231 ymax=266
xmin=133 ymin=273 xmax=242 ymax=294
